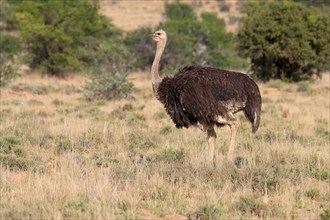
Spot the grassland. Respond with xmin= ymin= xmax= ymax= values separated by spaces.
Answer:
xmin=0 ymin=72 xmax=329 ymax=219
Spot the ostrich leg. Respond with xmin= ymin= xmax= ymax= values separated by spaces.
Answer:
xmin=228 ymin=121 xmax=239 ymax=161
xmin=207 ymin=128 xmax=216 ymax=164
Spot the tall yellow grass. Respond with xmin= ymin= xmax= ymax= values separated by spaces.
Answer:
xmin=0 ymin=72 xmax=329 ymax=219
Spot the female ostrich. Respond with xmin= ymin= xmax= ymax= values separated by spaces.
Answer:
xmin=150 ymin=29 xmax=261 ymax=163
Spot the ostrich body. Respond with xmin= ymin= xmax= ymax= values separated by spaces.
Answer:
xmin=151 ymin=30 xmax=262 ymax=163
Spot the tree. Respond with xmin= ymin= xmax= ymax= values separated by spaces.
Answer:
xmin=13 ymin=0 xmax=121 ymax=75
xmin=0 ymin=34 xmax=20 ymax=86
xmin=125 ymin=2 xmax=247 ymax=72
xmin=237 ymin=0 xmax=330 ymax=81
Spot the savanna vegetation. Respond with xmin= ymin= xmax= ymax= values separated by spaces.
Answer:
xmin=237 ymin=0 xmax=330 ymax=81
xmin=0 ymin=69 xmax=329 ymax=219
xmin=1 ymin=0 xmax=330 ymax=219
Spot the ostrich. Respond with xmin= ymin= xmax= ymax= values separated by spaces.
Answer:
xmin=150 ymin=29 xmax=261 ymax=163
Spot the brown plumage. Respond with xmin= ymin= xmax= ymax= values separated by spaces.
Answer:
xmin=150 ymin=30 xmax=262 ymax=163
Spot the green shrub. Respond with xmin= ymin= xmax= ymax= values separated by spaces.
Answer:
xmin=55 ymin=135 xmax=72 ymax=155
xmin=0 ymin=154 xmax=43 ymax=172
xmin=0 ymin=1 xmax=17 ymax=31
xmin=264 ymin=79 xmax=285 ymax=89
xmin=91 ymin=154 xmax=118 ymax=167
xmin=123 ymin=27 xmax=154 ymax=70
xmin=296 ymin=81 xmax=310 ymax=92
xmin=236 ymin=195 xmax=268 ymax=218
xmin=128 ymin=133 xmax=157 ymax=153
xmin=156 ymin=148 xmax=185 ymax=163
xmin=125 ymin=2 xmax=247 ymax=72
xmin=0 ymin=135 xmax=26 ymax=157
xmin=160 ymin=125 xmax=172 ymax=135
xmin=237 ymin=0 xmax=330 ymax=81
xmin=14 ymin=0 xmax=122 ymax=75
xmin=321 ymin=209 xmax=330 ymax=220
xmin=0 ymin=63 xmax=17 ymax=87
xmin=61 ymin=197 xmax=94 ymax=219
xmin=0 ymin=34 xmax=20 ymax=86
xmin=84 ymin=69 xmax=133 ymax=101
xmin=305 ymin=188 xmax=320 ymax=200
xmin=188 ymin=203 xmax=222 ymax=220
xmin=0 ymin=34 xmax=20 ymax=58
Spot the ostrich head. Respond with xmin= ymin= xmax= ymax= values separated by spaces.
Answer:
xmin=151 ymin=29 xmax=167 ymax=43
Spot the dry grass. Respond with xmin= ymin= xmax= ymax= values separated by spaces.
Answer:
xmin=0 ymin=71 xmax=329 ymax=219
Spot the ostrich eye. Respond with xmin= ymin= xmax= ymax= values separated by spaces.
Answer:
xmin=156 ymin=33 xmax=161 ymax=35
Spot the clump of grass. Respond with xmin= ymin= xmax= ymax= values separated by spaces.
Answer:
xmin=265 ymin=79 xmax=285 ymax=89
xmin=27 ymin=99 xmax=44 ymax=106
xmin=61 ymin=197 xmax=95 ymax=219
xmin=156 ymin=148 xmax=185 ymax=163
xmin=52 ymin=98 xmax=64 ymax=106
xmin=0 ymin=154 xmax=44 ymax=172
xmin=160 ymin=125 xmax=172 ymax=135
xmin=320 ymin=208 xmax=330 ymax=220
xmin=128 ymin=133 xmax=157 ymax=153
xmin=84 ymin=70 xmax=133 ymax=101
xmin=313 ymin=168 xmax=330 ymax=181
xmin=305 ymin=188 xmax=320 ymax=200
xmin=61 ymin=85 xmax=81 ymax=95
xmin=55 ymin=135 xmax=72 ymax=155
xmin=91 ymin=153 xmax=118 ymax=168
xmin=0 ymin=135 xmax=27 ymax=158
xmin=188 ymin=203 xmax=222 ymax=220
xmin=296 ymin=81 xmax=310 ymax=92
xmin=314 ymin=118 xmax=329 ymax=139
xmin=153 ymin=110 xmax=166 ymax=119
xmin=39 ymin=133 xmax=55 ymax=149
xmin=236 ymin=195 xmax=268 ymax=218
xmin=11 ymin=83 xmax=53 ymax=95
xmin=251 ymin=168 xmax=280 ymax=196
xmin=117 ymin=201 xmax=136 ymax=219
xmin=125 ymin=112 xmax=146 ymax=125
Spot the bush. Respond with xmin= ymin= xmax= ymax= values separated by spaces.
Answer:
xmin=125 ymin=2 xmax=247 ymax=72
xmin=321 ymin=209 xmax=330 ymax=220
xmin=236 ymin=195 xmax=268 ymax=218
xmin=84 ymin=68 xmax=133 ymax=101
xmin=188 ymin=203 xmax=222 ymax=220
xmin=14 ymin=0 xmax=122 ymax=75
xmin=0 ymin=34 xmax=20 ymax=86
xmin=124 ymin=27 xmax=154 ymax=70
xmin=237 ymin=0 xmax=330 ymax=81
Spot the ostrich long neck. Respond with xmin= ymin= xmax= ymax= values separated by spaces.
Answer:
xmin=151 ymin=40 xmax=166 ymax=84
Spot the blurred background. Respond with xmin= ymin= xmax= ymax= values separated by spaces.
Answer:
xmin=1 ymin=0 xmax=329 ymax=93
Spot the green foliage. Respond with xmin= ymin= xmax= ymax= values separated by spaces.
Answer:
xmin=321 ymin=209 xmax=330 ymax=220
xmin=0 ymin=34 xmax=20 ymax=86
xmin=156 ymin=148 xmax=185 ymax=163
xmin=125 ymin=2 xmax=246 ymax=72
xmin=84 ymin=69 xmax=133 ymax=101
xmin=188 ymin=203 xmax=222 ymax=220
xmin=236 ymin=195 xmax=268 ymax=218
xmin=237 ymin=0 xmax=330 ymax=81
xmin=293 ymin=0 xmax=330 ymax=7
xmin=124 ymin=27 xmax=154 ymax=70
xmin=61 ymin=197 xmax=95 ymax=219
xmin=55 ymin=135 xmax=72 ymax=155
xmin=0 ymin=1 xmax=17 ymax=30
xmin=164 ymin=2 xmax=196 ymax=20
xmin=0 ymin=135 xmax=26 ymax=158
xmin=296 ymin=81 xmax=310 ymax=92
xmin=13 ymin=0 xmax=122 ymax=75
xmin=0 ymin=34 xmax=20 ymax=57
